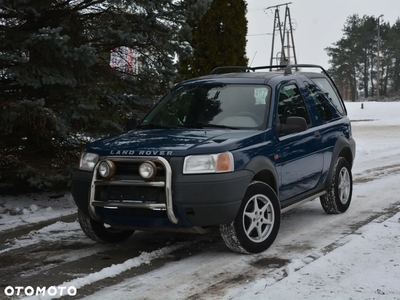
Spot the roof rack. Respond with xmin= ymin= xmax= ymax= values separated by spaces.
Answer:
xmin=210 ymin=64 xmax=338 ymax=90
xmin=209 ymin=65 xmax=288 ymax=75
xmin=210 ymin=64 xmax=331 ymax=75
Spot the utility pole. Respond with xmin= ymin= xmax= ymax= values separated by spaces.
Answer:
xmin=287 ymin=29 xmax=290 ymax=62
xmin=265 ymin=2 xmax=297 ymax=68
xmin=377 ymin=14 xmax=383 ymax=101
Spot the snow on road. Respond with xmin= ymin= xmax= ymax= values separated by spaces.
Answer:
xmin=23 ymin=243 xmax=192 ymax=300
xmin=1 ymin=101 xmax=400 ymax=300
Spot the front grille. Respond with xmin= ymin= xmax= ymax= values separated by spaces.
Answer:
xmin=95 ymin=186 xmax=164 ymax=203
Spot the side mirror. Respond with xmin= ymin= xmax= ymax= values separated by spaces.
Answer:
xmin=125 ymin=118 xmax=140 ymax=131
xmin=277 ymin=116 xmax=307 ymax=135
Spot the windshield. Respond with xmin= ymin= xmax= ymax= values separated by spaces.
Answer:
xmin=139 ymin=83 xmax=271 ymax=129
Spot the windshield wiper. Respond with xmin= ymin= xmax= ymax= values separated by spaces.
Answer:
xmin=139 ymin=122 xmax=238 ymax=130
xmin=138 ymin=123 xmax=181 ymax=129
xmin=194 ymin=123 xmax=238 ymax=130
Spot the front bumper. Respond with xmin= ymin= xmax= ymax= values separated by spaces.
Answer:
xmin=71 ymin=156 xmax=253 ymax=228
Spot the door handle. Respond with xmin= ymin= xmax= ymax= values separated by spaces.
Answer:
xmin=314 ymin=131 xmax=321 ymax=139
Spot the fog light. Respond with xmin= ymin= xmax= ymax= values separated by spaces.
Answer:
xmin=98 ymin=161 xmax=116 ymax=178
xmin=139 ymin=161 xmax=157 ymax=179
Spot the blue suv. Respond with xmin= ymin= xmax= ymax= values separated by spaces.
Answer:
xmin=71 ymin=64 xmax=356 ymax=254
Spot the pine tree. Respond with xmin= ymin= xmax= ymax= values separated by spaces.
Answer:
xmin=179 ymin=0 xmax=248 ymax=79
xmin=0 ymin=0 xmax=208 ymax=190
xmin=326 ymin=14 xmax=400 ymax=101
xmin=386 ymin=19 xmax=400 ymax=94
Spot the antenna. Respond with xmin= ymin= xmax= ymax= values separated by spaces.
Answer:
xmin=264 ymin=2 xmax=298 ymax=69
xmin=249 ymin=51 xmax=257 ymax=67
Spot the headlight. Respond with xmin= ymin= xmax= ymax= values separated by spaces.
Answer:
xmin=98 ymin=160 xmax=116 ymax=178
xmin=139 ymin=161 xmax=157 ymax=179
xmin=183 ymin=152 xmax=234 ymax=174
xmin=79 ymin=152 xmax=99 ymax=171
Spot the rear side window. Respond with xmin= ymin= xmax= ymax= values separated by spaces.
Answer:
xmin=305 ymin=83 xmax=333 ymax=122
xmin=278 ymin=84 xmax=310 ymax=124
xmin=312 ymin=78 xmax=345 ymax=115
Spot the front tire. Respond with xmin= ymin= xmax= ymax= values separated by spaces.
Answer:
xmin=220 ymin=181 xmax=281 ymax=254
xmin=320 ymin=157 xmax=353 ymax=214
xmin=78 ymin=209 xmax=134 ymax=243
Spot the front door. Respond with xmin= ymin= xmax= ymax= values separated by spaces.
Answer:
xmin=275 ymin=82 xmax=324 ymax=201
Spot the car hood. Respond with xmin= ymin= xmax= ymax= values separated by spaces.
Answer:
xmin=86 ymin=129 xmax=266 ymax=157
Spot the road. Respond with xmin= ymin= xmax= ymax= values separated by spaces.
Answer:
xmin=1 ymin=123 xmax=400 ymax=300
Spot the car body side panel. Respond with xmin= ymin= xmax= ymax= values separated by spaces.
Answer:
xmin=276 ymin=130 xmax=324 ymax=201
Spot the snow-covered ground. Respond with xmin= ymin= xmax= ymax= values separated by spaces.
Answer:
xmin=0 ymin=192 xmax=76 ymax=233
xmin=1 ymin=101 xmax=400 ymax=300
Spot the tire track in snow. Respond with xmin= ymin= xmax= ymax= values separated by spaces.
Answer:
xmin=1 ymin=228 xmax=221 ymax=299
xmin=354 ymin=163 xmax=400 ymax=184
xmin=62 ymin=235 xmax=221 ymax=299
xmin=21 ymin=242 xmax=193 ymax=300
xmin=0 ymin=221 xmax=220 ymax=297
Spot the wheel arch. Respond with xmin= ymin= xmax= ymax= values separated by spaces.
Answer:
xmin=244 ymin=156 xmax=279 ymax=196
xmin=338 ymin=147 xmax=353 ymax=167
xmin=325 ymin=137 xmax=355 ymax=190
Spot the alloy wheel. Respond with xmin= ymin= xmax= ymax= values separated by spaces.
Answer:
xmin=242 ymin=194 xmax=275 ymax=243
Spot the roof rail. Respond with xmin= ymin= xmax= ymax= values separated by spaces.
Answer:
xmin=284 ymin=64 xmax=327 ymax=75
xmin=250 ymin=65 xmax=289 ymax=72
xmin=210 ymin=66 xmax=251 ymax=74
xmin=210 ymin=64 xmax=289 ymax=75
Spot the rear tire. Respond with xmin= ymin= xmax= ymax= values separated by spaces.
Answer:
xmin=320 ymin=157 xmax=353 ymax=214
xmin=78 ymin=209 xmax=134 ymax=243
xmin=220 ymin=181 xmax=281 ymax=254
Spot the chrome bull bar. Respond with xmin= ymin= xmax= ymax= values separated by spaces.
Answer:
xmin=88 ymin=156 xmax=178 ymax=224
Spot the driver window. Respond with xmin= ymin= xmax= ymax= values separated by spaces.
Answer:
xmin=278 ymin=84 xmax=310 ymax=124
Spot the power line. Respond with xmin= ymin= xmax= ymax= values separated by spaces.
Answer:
xmin=247 ymin=33 xmax=273 ymax=37
xmin=265 ymin=2 xmax=292 ymax=10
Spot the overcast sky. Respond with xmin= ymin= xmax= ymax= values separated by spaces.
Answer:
xmin=245 ymin=0 xmax=400 ymax=70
